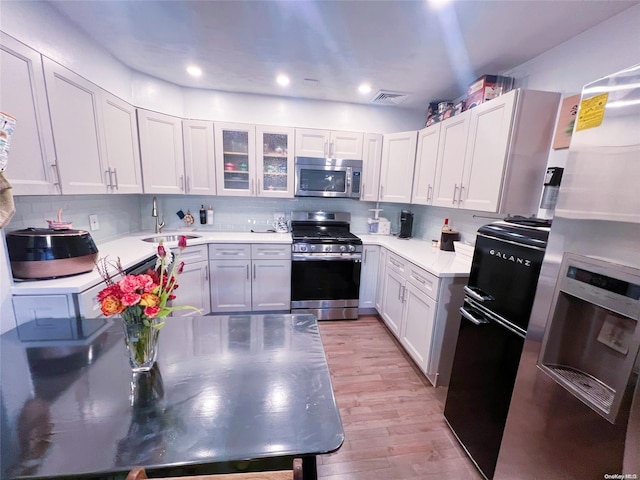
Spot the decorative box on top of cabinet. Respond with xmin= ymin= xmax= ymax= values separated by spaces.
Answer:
xmin=432 ymin=89 xmax=561 ymax=213
xmin=215 ymin=122 xmax=295 ymax=198
xmin=0 ymin=33 xmax=58 ymax=195
xmin=295 ymin=128 xmax=364 ymax=159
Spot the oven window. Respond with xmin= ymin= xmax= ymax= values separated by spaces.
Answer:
xmin=299 ymin=169 xmax=347 ymax=193
xmin=291 ymin=261 xmax=361 ymax=301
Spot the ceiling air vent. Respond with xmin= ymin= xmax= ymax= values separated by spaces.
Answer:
xmin=371 ymin=90 xmax=409 ymax=105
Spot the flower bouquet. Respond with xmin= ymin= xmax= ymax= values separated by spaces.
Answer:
xmin=96 ymin=235 xmax=199 ymax=371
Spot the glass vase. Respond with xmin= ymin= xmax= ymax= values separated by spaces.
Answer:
xmin=121 ymin=312 xmax=161 ymax=372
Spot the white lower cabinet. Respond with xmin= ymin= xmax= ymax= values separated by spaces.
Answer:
xmin=375 ymin=247 xmax=465 ymax=386
xmin=358 ymin=245 xmax=380 ymax=311
xmin=171 ymin=245 xmax=211 ymax=316
xmin=209 ymin=244 xmax=290 ymax=313
xmin=399 ymin=282 xmax=437 ymax=373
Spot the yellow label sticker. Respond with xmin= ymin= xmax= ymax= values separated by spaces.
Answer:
xmin=575 ymin=93 xmax=608 ymax=131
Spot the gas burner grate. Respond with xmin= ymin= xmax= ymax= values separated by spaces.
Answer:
xmin=546 ymin=365 xmax=615 ymax=413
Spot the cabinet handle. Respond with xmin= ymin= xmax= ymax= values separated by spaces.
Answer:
xmin=452 ymin=184 xmax=459 ymax=204
xmin=253 ymin=264 xmax=256 ymax=279
xmin=112 ymin=168 xmax=119 ymax=190
xmin=458 ymin=185 xmax=465 ymax=204
xmin=50 ymin=164 xmax=61 ymax=190
xmin=427 ymin=184 xmax=432 ymax=202
xmin=257 ymin=179 xmax=261 ymax=195
xmin=324 ymin=140 xmax=329 ymax=157
xmin=398 ymin=284 xmax=403 ymax=300
xmin=104 ymin=169 xmax=112 ymax=189
xmin=364 ymin=249 xmax=368 ymax=263
xmin=390 ymin=259 xmax=401 ymax=268
xmin=247 ymin=264 xmax=250 ymax=280
xmin=412 ymin=274 xmax=427 ymax=285
xmin=380 ymin=184 xmax=384 ymax=199
xmin=251 ymin=178 xmax=255 ymax=195
xmin=205 ymin=265 xmax=208 ymax=281
xmin=180 ymin=175 xmax=185 ymax=191
xmin=330 ymin=141 xmax=335 ymax=157
xmin=401 ymin=285 xmax=406 ymax=302
xmin=186 ymin=176 xmax=190 ymax=193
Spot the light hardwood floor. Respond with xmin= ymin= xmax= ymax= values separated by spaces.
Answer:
xmin=316 ymin=315 xmax=482 ymax=480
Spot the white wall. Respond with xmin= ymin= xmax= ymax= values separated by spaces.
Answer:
xmin=504 ymin=3 xmax=640 ymax=217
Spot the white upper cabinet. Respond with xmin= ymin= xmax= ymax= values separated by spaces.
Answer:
xmin=182 ymin=119 xmax=216 ymax=195
xmin=361 ymin=133 xmax=383 ymax=202
xmin=100 ymin=92 xmax=143 ymax=194
xmin=411 ymin=124 xmax=441 ymax=205
xmin=0 ymin=33 xmax=58 ymax=195
xmin=256 ymin=125 xmax=295 ymax=198
xmin=432 ymin=113 xmax=470 ymax=208
xmin=214 ymin=122 xmax=256 ymax=197
xmin=43 ymin=57 xmax=107 ymax=194
xmin=295 ymin=129 xmax=363 ymax=159
xmin=215 ymin=123 xmax=294 ymax=198
xmin=379 ymin=130 xmax=418 ymax=203
xmin=138 ymin=109 xmax=186 ymax=194
xmin=432 ymin=89 xmax=560 ymax=214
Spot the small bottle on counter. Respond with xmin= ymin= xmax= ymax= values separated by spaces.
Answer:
xmin=206 ymin=205 xmax=214 ymax=225
xmin=440 ymin=218 xmax=459 ymax=251
xmin=199 ymin=205 xmax=206 ymax=224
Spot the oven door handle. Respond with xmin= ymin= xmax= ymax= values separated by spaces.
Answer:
xmin=292 ymin=253 xmax=362 ymax=261
xmin=463 ymin=286 xmax=494 ymax=302
xmin=460 ymin=306 xmax=489 ymax=326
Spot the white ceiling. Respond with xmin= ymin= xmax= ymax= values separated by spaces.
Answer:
xmin=48 ymin=0 xmax=638 ymax=110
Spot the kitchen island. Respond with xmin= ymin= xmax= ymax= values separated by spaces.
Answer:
xmin=0 ymin=314 xmax=343 ymax=480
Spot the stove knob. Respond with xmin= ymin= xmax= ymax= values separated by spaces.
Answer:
xmin=310 ymin=245 xmax=316 ymax=251
xmin=339 ymin=245 xmax=346 ymax=252
xmin=299 ymin=244 xmax=307 ymax=252
xmin=348 ymin=245 xmax=356 ymax=252
xmin=324 ymin=245 xmax=332 ymax=252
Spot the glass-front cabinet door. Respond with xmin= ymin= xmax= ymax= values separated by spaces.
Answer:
xmin=256 ymin=125 xmax=294 ymax=198
xmin=214 ymin=122 xmax=256 ymax=197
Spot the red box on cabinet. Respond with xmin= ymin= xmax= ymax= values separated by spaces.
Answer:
xmin=466 ymin=75 xmax=513 ymax=110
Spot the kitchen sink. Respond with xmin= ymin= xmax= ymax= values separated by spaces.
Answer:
xmin=141 ymin=234 xmax=201 ymax=243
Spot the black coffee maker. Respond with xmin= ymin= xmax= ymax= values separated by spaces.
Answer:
xmin=399 ymin=210 xmax=414 ymax=238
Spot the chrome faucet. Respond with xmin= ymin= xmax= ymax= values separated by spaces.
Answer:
xmin=151 ymin=196 xmax=165 ymax=234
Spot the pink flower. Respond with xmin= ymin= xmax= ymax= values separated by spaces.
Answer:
xmin=158 ymin=244 xmax=166 ymax=258
xmin=119 ymin=275 xmax=143 ymax=294
xmin=178 ymin=235 xmax=187 ymax=250
xmin=177 ymin=261 xmax=185 ymax=274
xmin=121 ymin=292 xmax=141 ymax=306
xmin=144 ymin=306 xmax=160 ymax=318
xmin=137 ymin=274 xmax=156 ymax=293
xmin=97 ymin=284 xmax=121 ymax=302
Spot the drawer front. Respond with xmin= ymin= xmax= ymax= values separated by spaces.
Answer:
xmin=176 ymin=244 xmax=208 ymax=264
xmin=407 ymin=263 xmax=439 ymax=300
xmin=251 ymin=244 xmax=290 ymax=260
xmin=208 ymin=243 xmax=251 ymax=259
xmin=386 ymin=251 xmax=407 ymax=276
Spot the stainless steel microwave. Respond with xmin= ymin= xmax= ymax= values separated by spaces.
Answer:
xmin=294 ymin=157 xmax=362 ymax=198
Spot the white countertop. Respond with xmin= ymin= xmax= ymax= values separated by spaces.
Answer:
xmin=10 ymin=231 xmax=471 ymax=296
xmin=356 ymin=234 xmax=472 ymax=278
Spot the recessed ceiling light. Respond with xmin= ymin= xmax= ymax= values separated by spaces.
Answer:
xmin=186 ymin=65 xmax=202 ymax=77
xmin=428 ymin=0 xmax=451 ymax=10
xmin=358 ymin=83 xmax=372 ymax=94
xmin=277 ymin=74 xmax=290 ymax=87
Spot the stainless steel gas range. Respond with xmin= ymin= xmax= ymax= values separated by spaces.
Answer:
xmin=290 ymin=211 xmax=363 ymax=320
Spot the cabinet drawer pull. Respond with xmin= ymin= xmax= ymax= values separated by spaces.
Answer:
xmin=50 ymin=164 xmax=61 ymax=189
xmin=104 ymin=169 xmax=112 ymax=189
xmin=458 ymin=184 xmax=465 ymax=204
xmin=389 ymin=259 xmax=401 ymax=268
xmin=180 ymin=175 xmax=185 ymax=191
xmin=452 ymin=184 xmax=459 ymax=204
xmin=112 ymin=168 xmax=119 ymax=190
xmin=324 ymin=140 xmax=329 ymax=157
xmin=186 ymin=175 xmax=190 ymax=193
xmin=247 ymin=264 xmax=250 ymax=280
xmin=427 ymin=184 xmax=432 ymax=202
xmin=205 ymin=265 xmax=208 ymax=281
xmin=220 ymin=251 xmax=243 ymax=256
xmin=401 ymin=285 xmax=406 ymax=302
xmin=412 ymin=274 xmax=427 ymax=285
xmin=253 ymin=264 xmax=256 ymax=279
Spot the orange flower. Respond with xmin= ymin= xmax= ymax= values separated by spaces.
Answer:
xmin=101 ymin=295 xmax=125 ymax=316
xmin=139 ymin=293 xmax=160 ymax=308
